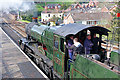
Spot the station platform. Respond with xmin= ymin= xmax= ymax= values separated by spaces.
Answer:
xmin=0 ymin=28 xmax=48 ymax=79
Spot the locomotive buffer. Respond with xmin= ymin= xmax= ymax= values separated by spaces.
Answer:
xmin=0 ymin=28 xmax=48 ymax=79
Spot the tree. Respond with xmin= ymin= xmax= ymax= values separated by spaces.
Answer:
xmin=60 ymin=3 xmax=70 ymax=10
xmin=26 ymin=14 xmax=33 ymax=22
xmin=21 ymin=14 xmax=33 ymax=22
xmin=50 ymin=15 xmax=59 ymax=22
xmin=110 ymin=1 xmax=120 ymax=41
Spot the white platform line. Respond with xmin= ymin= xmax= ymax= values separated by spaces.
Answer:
xmin=0 ymin=27 xmax=49 ymax=79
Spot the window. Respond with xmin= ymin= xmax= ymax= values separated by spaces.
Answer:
xmin=94 ymin=21 xmax=97 ymax=24
xmin=54 ymin=36 xmax=59 ymax=49
xmin=60 ymin=38 xmax=64 ymax=52
xmin=58 ymin=5 xmax=61 ymax=8
xmin=87 ymin=21 xmax=90 ymax=24
xmin=87 ymin=21 xmax=93 ymax=25
xmin=48 ymin=6 xmax=50 ymax=8
xmin=48 ymin=14 xmax=50 ymax=17
xmin=78 ymin=21 xmax=82 ymax=24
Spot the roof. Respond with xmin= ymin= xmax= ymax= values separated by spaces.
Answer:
xmin=97 ymin=2 xmax=116 ymax=9
xmin=47 ymin=4 xmax=61 ymax=7
xmin=71 ymin=3 xmax=79 ymax=6
xmin=103 ymin=4 xmax=117 ymax=10
xmin=65 ymin=9 xmax=83 ymax=15
xmin=54 ymin=23 xmax=110 ymax=37
xmin=66 ymin=7 xmax=92 ymax=13
xmin=69 ymin=12 xmax=112 ymax=21
xmin=9 ymin=11 xmax=18 ymax=15
xmin=42 ymin=10 xmax=63 ymax=13
xmin=87 ymin=8 xmax=102 ymax=13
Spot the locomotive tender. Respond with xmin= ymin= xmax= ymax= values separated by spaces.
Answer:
xmin=19 ymin=22 xmax=120 ymax=79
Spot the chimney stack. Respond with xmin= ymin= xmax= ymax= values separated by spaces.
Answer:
xmin=69 ymin=6 xmax=72 ymax=11
xmin=45 ymin=6 xmax=48 ymax=13
xmin=32 ymin=12 xmax=38 ymax=23
xmin=55 ymin=6 xmax=58 ymax=12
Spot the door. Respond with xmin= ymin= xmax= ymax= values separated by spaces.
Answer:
xmin=53 ymin=35 xmax=65 ymax=77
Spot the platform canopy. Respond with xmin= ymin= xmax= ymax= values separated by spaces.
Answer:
xmin=54 ymin=23 xmax=111 ymax=37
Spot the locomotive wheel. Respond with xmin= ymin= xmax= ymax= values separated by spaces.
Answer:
xmin=52 ymin=73 xmax=56 ymax=80
xmin=27 ymin=53 xmax=33 ymax=58
xmin=44 ymin=64 xmax=49 ymax=75
xmin=20 ymin=43 xmax=25 ymax=51
xmin=49 ymin=68 xmax=53 ymax=80
xmin=27 ymin=35 xmax=30 ymax=40
xmin=40 ymin=61 xmax=44 ymax=70
xmin=35 ymin=58 xmax=40 ymax=66
xmin=39 ymin=60 xmax=42 ymax=69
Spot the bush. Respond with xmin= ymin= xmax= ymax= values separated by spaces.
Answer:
xmin=21 ymin=14 xmax=33 ymax=22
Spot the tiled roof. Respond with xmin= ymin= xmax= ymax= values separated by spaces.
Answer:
xmin=87 ymin=8 xmax=102 ymax=13
xmin=42 ymin=10 xmax=63 ymax=13
xmin=9 ymin=11 xmax=17 ymax=15
xmin=46 ymin=4 xmax=60 ymax=7
xmin=70 ymin=12 xmax=112 ymax=21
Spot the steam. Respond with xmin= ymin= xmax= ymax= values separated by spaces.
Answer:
xmin=0 ymin=0 xmax=36 ymax=13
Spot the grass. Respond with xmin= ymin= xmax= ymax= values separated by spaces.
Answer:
xmin=18 ymin=19 xmax=31 ymax=23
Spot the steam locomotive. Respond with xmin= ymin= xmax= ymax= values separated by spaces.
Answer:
xmin=18 ymin=22 xmax=119 ymax=79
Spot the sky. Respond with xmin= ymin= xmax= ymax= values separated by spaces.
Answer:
xmin=0 ymin=0 xmax=35 ymax=13
xmin=0 ymin=0 xmax=118 ymax=13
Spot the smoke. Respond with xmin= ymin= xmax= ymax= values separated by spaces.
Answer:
xmin=0 ymin=0 xmax=36 ymax=13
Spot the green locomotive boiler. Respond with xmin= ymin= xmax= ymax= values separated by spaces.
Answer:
xmin=19 ymin=22 xmax=120 ymax=79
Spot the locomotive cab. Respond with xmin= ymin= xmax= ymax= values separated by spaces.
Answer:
xmin=54 ymin=23 xmax=119 ymax=79
xmin=63 ymin=25 xmax=110 ymax=62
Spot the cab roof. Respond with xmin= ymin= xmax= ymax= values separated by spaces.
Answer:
xmin=54 ymin=23 xmax=111 ymax=37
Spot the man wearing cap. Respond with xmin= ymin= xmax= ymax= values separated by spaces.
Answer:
xmin=84 ymin=34 xmax=93 ymax=55
xmin=92 ymin=33 xmax=99 ymax=54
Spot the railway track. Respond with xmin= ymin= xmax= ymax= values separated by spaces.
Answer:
xmin=2 ymin=17 xmax=27 ymax=37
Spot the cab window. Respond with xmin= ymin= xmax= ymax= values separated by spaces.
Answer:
xmin=54 ymin=36 xmax=59 ymax=49
xmin=60 ymin=38 xmax=64 ymax=52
